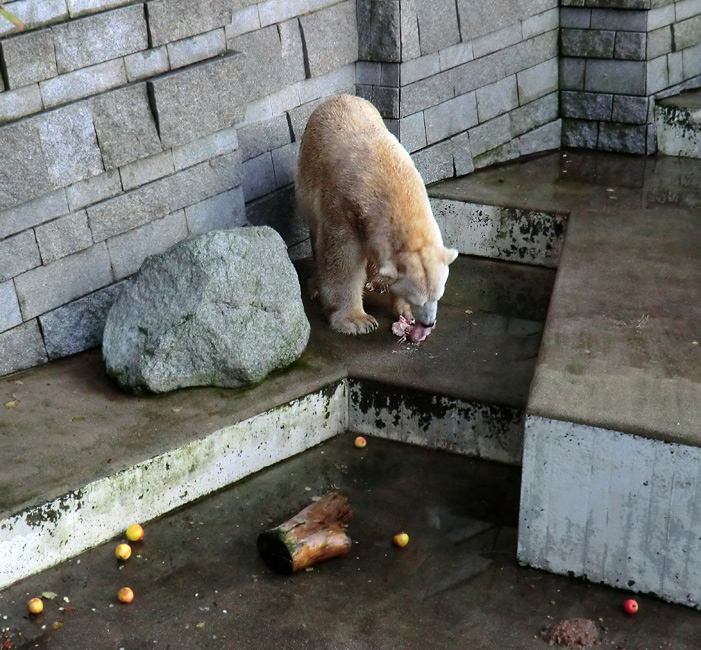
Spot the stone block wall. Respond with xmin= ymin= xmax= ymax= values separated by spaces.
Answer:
xmin=356 ymin=0 xmax=562 ymax=181
xmin=0 ymin=0 xmax=358 ymax=376
xmin=561 ymin=0 xmax=701 ymax=154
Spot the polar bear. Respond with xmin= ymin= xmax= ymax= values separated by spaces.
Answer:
xmin=296 ymin=94 xmax=458 ymax=339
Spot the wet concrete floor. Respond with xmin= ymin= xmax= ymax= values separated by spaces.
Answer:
xmin=1 ymin=434 xmax=699 ymax=650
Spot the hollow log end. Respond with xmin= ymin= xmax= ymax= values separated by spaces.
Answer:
xmin=257 ymin=530 xmax=295 ymax=575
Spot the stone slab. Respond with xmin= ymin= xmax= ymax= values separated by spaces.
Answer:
xmin=34 ymin=210 xmax=93 ymax=264
xmin=0 ymin=28 xmax=57 ymax=88
xmin=0 ymin=280 xmax=22 ymax=333
xmin=0 ymin=320 xmax=47 ymax=377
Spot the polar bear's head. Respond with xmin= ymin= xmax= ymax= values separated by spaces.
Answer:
xmin=379 ymin=246 xmax=459 ymax=327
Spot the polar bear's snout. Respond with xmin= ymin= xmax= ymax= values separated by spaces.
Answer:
xmin=411 ymin=300 xmax=438 ymax=328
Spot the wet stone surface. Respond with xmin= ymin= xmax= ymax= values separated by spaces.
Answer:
xmin=1 ymin=435 xmax=699 ymax=650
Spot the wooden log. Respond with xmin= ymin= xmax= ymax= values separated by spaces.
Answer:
xmin=257 ymin=492 xmax=353 ymax=574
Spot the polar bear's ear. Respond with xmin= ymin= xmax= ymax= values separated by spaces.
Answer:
xmin=443 ymin=247 xmax=459 ymax=265
xmin=378 ymin=262 xmax=398 ymax=281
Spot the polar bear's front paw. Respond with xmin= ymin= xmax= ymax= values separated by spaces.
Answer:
xmin=330 ymin=310 xmax=378 ymax=335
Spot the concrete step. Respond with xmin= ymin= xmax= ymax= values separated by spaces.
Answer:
xmin=1 ymin=255 xmax=555 ymax=590
xmin=430 ymin=149 xmax=701 ymax=609
xmin=655 ymin=87 xmax=701 ymax=159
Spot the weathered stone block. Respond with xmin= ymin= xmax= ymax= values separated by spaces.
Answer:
xmin=356 ymin=61 xmax=382 ymax=85
xmin=584 ymin=59 xmax=646 ymax=95
xmin=37 ymin=102 xmax=104 ymax=189
xmin=598 ymin=122 xmax=647 ymax=154
xmin=357 ymin=0 xmax=400 ymax=62
xmin=673 ymin=14 xmax=701 ymax=51
xmin=66 ymin=170 xmax=121 ymax=211
xmin=451 ymin=131 xmax=474 ymax=176
xmin=401 ymin=53 xmax=440 ymax=86
xmin=511 ymin=92 xmax=559 ymax=136
xmin=370 ymin=85 xmax=400 ymax=118
xmin=67 ymin=0 xmax=139 ymax=18
xmin=185 ymin=186 xmax=246 ymax=234
xmin=517 ymin=119 xmax=561 ymax=157
xmin=299 ymin=1 xmax=358 ymax=78
xmin=0 ymin=280 xmax=22 ymax=333
xmin=0 ymin=230 xmax=41 ymax=282
xmin=457 ymin=1 xmax=513 ymax=40
xmin=561 ymin=28 xmax=615 ymax=58
xmin=39 ymin=282 xmax=124 ymax=360
xmin=40 ymin=58 xmax=127 ymax=109
xmin=523 ymin=7 xmax=559 ymax=38
xmin=287 ymin=99 xmax=323 ymax=140
xmin=107 ymin=210 xmax=189 ymax=279
xmin=119 ymin=151 xmax=175 ymax=191
xmin=647 ymin=26 xmax=673 ymax=59
xmin=424 ymin=92 xmax=478 ymax=144
xmin=401 ymin=70 xmax=454 ymax=117
xmin=124 ymin=47 xmax=170 ymax=82
xmin=15 ymin=243 xmax=113 ymax=320
xmin=667 ymin=50 xmax=683 ymax=85
xmin=612 ymin=95 xmax=649 ymax=124
xmin=0 ymin=84 xmax=43 ymax=125
xmin=52 ymin=4 xmax=147 ymax=74
xmin=0 ymin=0 xmax=67 ymax=38
xmin=90 ymin=84 xmax=161 ymax=170
xmin=0 ymin=190 xmax=69 ymax=239
xmin=399 ymin=0 xmax=421 ymax=61
xmin=399 ymin=111 xmax=427 ymax=153
xmin=473 ymin=23 xmax=523 ymax=60
xmin=614 ymin=31 xmax=646 ymax=60
xmin=238 ymin=115 xmax=290 ymax=162
xmin=226 ymin=5 xmax=260 ymax=38
xmin=172 ymin=126 xmax=239 ymax=171
xmin=0 ymin=120 xmax=52 ymax=211
xmin=477 ymin=75 xmax=518 ymax=122
xmin=245 ymin=185 xmax=305 ymax=246
xmin=561 ymin=118 xmax=599 ymax=148
xmin=411 ymin=139 xmax=453 ymax=185
xmin=682 ymin=42 xmax=701 ymax=79
xmin=591 ymin=8 xmax=647 ymax=31
xmin=561 ymin=90 xmax=613 ymax=120
xmin=469 ymin=113 xmax=512 ymax=156
xmin=271 ymin=141 xmax=298 ymax=187
xmin=381 ymin=62 xmax=399 ymax=85
xmin=647 ymin=3 xmax=675 ymax=30
xmin=415 ymin=0 xmax=460 ymax=55
xmin=35 ymin=210 xmax=93 ymax=264
xmin=646 ymin=54 xmax=669 ymax=95
xmin=242 ymin=152 xmax=276 ymax=202
xmin=148 ymin=53 xmax=247 ymax=148
xmin=0 ymin=28 xmax=57 ymax=88
xmin=560 ymin=57 xmax=586 ymax=90
xmin=167 ymin=28 xmax=226 ymax=69
xmin=517 ymin=57 xmax=558 ymax=105
xmin=229 ymin=20 xmax=306 ymax=102
xmin=0 ymin=321 xmax=48 ymax=377
xmin=560 ymin=7 xmax=591 ymax=28
xmin=439 ymin=42 xmax=473 ymax=71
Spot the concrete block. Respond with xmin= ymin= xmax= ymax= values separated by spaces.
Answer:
xmin=88 ymin=151 xmax=242 ymax=241
xmin=646 ymin=54 xmax=669 ymax=95
xmin=0 ymin=230 xmax=41 ymax=282
xmin=561 ymin=90 xmax=613 ymax=120
xmin=148 ymin=53 xmax=247 ymax=148
xmin=469 ymin=113 xmax=512 ymax=156
xmin=0 ymin=280 xmax=22 ymax=333
xmin=90 ymin=84 xmax=161 ymax=170
xmin=0 ymin=0 xmax=67 ymax=38
xmin=272 ymin=141 xmax=299 ymax=187
xmin=35 ymin=210 xmax=93 ymax=264
xmin=238 ymin=115 xmax=290 ymax=161
xmin=476 ymin=75 xmax=518 ymax=123
xmin=39 ymin=282 xmax=124 ymax=359
xmin=647 ymin=3 xmax=675 ymax=30
xmin=400 ymin=70 xmax=454 ymax=117
xmin=682 ymin=42 xmax=701 ymax=79
xmin=52 ymin=4 xmax=147 ymax=74
xmin=673 ymin=14 xmax=701 ymax=51
xmin=410 ymin=140 xmax=453 ymax=185
xmin=297 ymin=63 xmax=355 ymax=104
xmin=611 ymin=95 xmax=649 ymax=125
xmin=226 ymin=5 xmax=261 ymax=38
xmin=511 ymin=91 xmax=559 ymax=137
xmin=185 ymin=186 xmax=247 ymax=234
xmin=561 ymin=28 xmax=615 ymax=58
xmin=124 ymin=47 xmax=170 ymax=83
xmin=560 ymin=7 xmax=591 ymax=28
xmin=0 ymin=321 xmax=48 ymax=377
xmin=40 ymin=58 xmax=127 ymax=109
xmin=415 ymin=0 xmax=460 ymax=55
xmin=119 ymin=151 xmax=175 ymax=191
xmin=0 ymin=84 xmax=43 ymax=125
xmin=647 ymin=26 xmax=673 ymax=59
xmin=0 ymin=190 xmax=69 ymax=239
xmin=439 ymin=42 xmax=473 ymax=71
xmin=450 ymin=131 xmax=473 ymax=176
xmin=245 ymin=184 xmax=306 ymax=246
xmin=560 ymin=57 xmax=586 ymax=91
xmin=584 ymin=59 xmax=646 ymax=95
xmin=591 ymin=8 xmax=647 ymax=31
xmin=67 ymin=0 xmax=139 ymax=17
xmin=0 ymin=120 xmax=52 ymax=212
xmin=562 ymin=118 xmax=599 ymax=149
xmin=167 ymin=28 xmax=226 ymax=69
xmin=399 ymin=0 xmax=421 ymax=61
xmin=172 ymin=126 xmax=240 ymax=171
xmin=517 ymin=57 xmax=558 ymax=105
xmin=229 ymin=20 xmax=306 ymax=102
xmin=0 ymin=28 xmax=57 ymax=89
xmin=399 ymin=112 xmax=427 ymax=153
xmin=15 ymin=243 xmax=113 ymax=320
xmin=107 ymin=210 xmax=188 ymax=280
xmin=614 ymin=31 xmax=646 ymax=60
xmin=400 ymin=53 xmax=440 ymax=86
xmin=299 ymin=1 xmax=358 ymax=78
xmin=357 ymin=0 xmax=400 ymax=63
xmin=522 ymin=7 xmax=559 ymax=38
xmin=356 ymin=61 xmax=382 ymax=85
xmin=424 ymin=92 xmax=478 ymax=145
xmin=66 ymin=170 xmax=121 ymax=211
xmin=37 ymin=102 xmax=104 ymax=189
xmin=242 ymin=152 xmax=276 ymax=201
xmin=472 ymin=23 xmax=523 ymax=60
xmin=147 ymin=0 xmax=242 ymax=47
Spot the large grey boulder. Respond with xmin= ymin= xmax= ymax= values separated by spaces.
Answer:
xmin=103 ymin=227 xmax=310 ymax=393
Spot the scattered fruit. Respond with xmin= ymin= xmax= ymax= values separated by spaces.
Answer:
xmin=354 ymin=436 xmax=367 ymax=448
xmin=27 ymin=598 xmax=43 ymax=614
xmin=393 ymin=532 xmax=409 ymax=547
xmin=126 ymin=523 xmax=144 ymax=542
xmin=117 ymin=587 xmax=134 ymax=603
xmin=115 ymin=543 xmax=132 ymax=561
xmin=623 ymin=599 xmax=639 ymax=615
